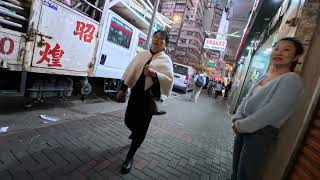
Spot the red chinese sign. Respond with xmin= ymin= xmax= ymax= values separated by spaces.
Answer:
xmin=36 ymin=42 xmax=64 ymax=67
xmin=0 ymin=37 xmax=14 ymax=55
xmin=203 ymin=38 xmax=227 ymax=51
xmin=73 ymin=21 xmax=96 ymax=43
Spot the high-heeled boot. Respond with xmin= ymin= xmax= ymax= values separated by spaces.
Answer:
xmin=121 ymin=155 xmax=134 ymax=174
xmin=121 ymin=142 xmax=139 ymax=174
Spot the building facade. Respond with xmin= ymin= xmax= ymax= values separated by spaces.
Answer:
xmin=161 ymin=0 xmax=207 ymax=70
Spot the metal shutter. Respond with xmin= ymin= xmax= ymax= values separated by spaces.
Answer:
xmin=289 ymin=105 xmax=320 ymax=179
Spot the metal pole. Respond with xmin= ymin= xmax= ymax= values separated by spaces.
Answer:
xmin=144 ymin=0 xmax=160 ymax=49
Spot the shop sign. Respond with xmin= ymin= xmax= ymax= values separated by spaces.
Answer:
xmin=203 ymin=38 xmax=227 ymax=51
xmin=207 ymin=60 xmax=216 ymax=67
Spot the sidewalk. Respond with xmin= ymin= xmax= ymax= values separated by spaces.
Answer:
xmin=0 ymin=108 xmax=232 ymax=180
xmin=0 ymin=96 xmax=127 ymax=135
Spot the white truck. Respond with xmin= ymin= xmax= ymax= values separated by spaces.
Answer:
xmin=0 ymin=0 xmax=172 ymax=102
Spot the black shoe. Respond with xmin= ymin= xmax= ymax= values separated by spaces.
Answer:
xmin=154 ymin=110 xmax=166 ymax=115
xmin=129 ymin=133 xmax=133 ymax=139
xmin=121 ymin=157 xmax=133 ymax=174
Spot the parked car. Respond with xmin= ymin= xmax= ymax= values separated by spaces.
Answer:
xmin=173 ymin=63 xmax=196 ymax=93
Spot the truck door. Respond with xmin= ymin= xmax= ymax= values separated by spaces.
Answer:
xmin=93 ymin=12 xmax=136 ymax=79
xmin=30 ymin=0 xmax=99 ymax=74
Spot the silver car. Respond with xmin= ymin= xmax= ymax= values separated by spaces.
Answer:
xmin=173 ymin=63 xmax=196 ymax=94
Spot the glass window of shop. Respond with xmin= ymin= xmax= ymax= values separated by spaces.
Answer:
xmin=237 ymin=33 xmax=278 ymax=106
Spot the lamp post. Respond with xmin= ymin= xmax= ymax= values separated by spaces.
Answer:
xmin=144 ymin=0 xmax=161 ymax=49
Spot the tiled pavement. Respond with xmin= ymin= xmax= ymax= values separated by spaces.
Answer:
xmin=0 ymin=109 xmax=234 ymax=180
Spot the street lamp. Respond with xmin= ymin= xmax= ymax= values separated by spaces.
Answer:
xmin=172 ymin=15 xmax=181 ymax=24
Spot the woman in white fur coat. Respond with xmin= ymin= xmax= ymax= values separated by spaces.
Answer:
xmin=117 ymin=30 xmax=174 ymax=174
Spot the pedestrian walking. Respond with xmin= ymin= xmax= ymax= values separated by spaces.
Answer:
xmin=231 ymin=37 xmax=305 ymax=180
xmin=116 ymin=30 xmax=174 ymax=174
xmin=214 ymin=81 xmax=223 ymax=99
xmin=224 ymin=81 xmax=232 ymax=98
xmin=207 ymin=79 xmax=215 ymax=97
xmin=190 ymin=72 xmax=206 ymax=102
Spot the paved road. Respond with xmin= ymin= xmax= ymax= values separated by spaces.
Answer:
xmin=0 ymin=91 xmax=234 ymax=180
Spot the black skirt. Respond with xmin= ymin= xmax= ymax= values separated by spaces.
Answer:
xmin=124 ymin=73 xmax=157 ymax=135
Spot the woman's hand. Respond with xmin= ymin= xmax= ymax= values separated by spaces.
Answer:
xmin=144 ymin=65 xmax=157 ymax=78
xmin=232 ymin=123 xmax=240 ymax=135
xmin=231 ymin=117 xmax=241 ymax=123
xmin=117 ymin=90 xmax=126 ymax=103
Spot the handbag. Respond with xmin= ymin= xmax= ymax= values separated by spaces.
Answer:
xmin=150 ymin=89 xmax=166 ymax=115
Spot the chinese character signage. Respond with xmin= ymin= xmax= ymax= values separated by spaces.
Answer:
xmin=31 ymin=1 xmax=99 ymax=71
xmin=203 ymin=38 xmax=227 ymax=51
xmin=73 ymin=21 xmax=96 ymax=43
xmin=36 ymin=42 xmax=64 ymax=67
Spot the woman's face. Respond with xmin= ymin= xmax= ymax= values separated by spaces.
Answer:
xmin=151 ymin=33 xmax=166 ymax=53
xmin=271 ymin=40 xmax=297 ymax=67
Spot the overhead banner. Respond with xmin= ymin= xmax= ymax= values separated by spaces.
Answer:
xmin=203 ymin=38 xmax=227 ymax=51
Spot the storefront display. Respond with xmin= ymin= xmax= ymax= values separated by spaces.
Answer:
xmin=238 ymin=32 xmax=278 ymax=101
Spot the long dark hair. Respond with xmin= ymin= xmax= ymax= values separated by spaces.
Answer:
xmin=273 ymin=37 xmax=304 ymax=71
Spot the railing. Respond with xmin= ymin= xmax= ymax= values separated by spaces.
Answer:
xmin=176 ymin=0 xmax=186 ymax=4
xmin=57 ymin=0 xmax=105 ymax=22
xmin=0 ymin=0 xmax=30 ymax=32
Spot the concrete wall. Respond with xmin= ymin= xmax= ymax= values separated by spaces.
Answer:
xmin=263 ymin=0 xmax=320 ymax=179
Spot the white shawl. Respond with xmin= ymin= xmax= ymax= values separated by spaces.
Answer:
xmin=122 ymin=50 xmax=174 ymax=97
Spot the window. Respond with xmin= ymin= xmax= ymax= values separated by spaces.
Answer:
xmin=173 ymin=64 xmax=188 ymax=75
xmin=107 ymin=17 xmax=133 ymax=49
xmin=136 ymin=34 xmax=146 ymax=54
xmin=168 ymin=42 xmax=175 ymax=47
xmin=187 ymin=31 xmax=193 ymax=35
xmin=180 ymin=39 xmax=186 ymax=44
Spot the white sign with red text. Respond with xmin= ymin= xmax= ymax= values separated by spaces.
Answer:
xmin=0 ymin=31 xmax=24 ymax=65
xmin=203 ymin=38 xmax=227 ymax=51
xmin=31 ymin=0 xmax=99 ymax=72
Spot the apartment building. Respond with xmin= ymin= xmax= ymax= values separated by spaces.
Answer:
xmin=161 ymin=0 xmax=206 ymax=70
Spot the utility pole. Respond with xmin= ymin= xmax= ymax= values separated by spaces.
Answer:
xmin=144 ymin=0 xmax=160 ymax=49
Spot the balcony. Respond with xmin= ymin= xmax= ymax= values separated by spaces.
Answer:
xmin=169 ymin=31 xmax=179 ymax=36
xmin=179 ymin=34 xmax=203 ymax=48
xmin=177 ymin=44 xmax=201 ymax=55
xmin=174 ymin=7 xmax=185 ymax=12
xmin=176 ymin=0 xmax=187 ymax=4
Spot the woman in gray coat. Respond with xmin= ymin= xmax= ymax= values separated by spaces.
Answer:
xmin=231 ymin=37 xmax=304 ymax=180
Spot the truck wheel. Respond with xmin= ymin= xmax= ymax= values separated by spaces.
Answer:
xmin=80 ymin=82 xmax=92 ymax=97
